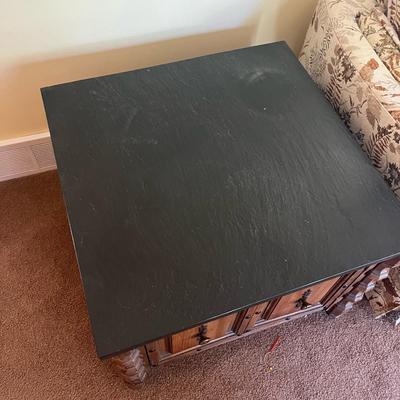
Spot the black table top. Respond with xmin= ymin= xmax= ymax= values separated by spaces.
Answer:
xmin=42 ymin=42 xmax=400 ymax=359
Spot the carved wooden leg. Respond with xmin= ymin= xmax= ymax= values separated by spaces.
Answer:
xmin=366 ymin=266 xmax=400 ymax=318
xmin=111 ymin=348 xmax=147 ymax=385
xmin=329 ymin=263 xmax=391 ymax=318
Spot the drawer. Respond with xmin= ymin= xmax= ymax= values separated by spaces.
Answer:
xmin=169 ymin=313 xmax=238 ymax=354
xmin=268 ymin=277 xmax=340 ymax=320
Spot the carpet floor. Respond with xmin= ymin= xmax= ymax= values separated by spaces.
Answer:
xmin=1 ymin=171 xmax=400 ymax=400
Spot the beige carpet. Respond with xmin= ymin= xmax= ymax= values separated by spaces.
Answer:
xmin=1 ymin=171 xmax=400 ymax=400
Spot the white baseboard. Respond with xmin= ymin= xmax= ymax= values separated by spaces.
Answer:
xmin=0 ymin=132 xmax=57 ymax=182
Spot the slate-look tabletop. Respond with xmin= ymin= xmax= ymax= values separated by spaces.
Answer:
xmin=41 ymin=42 xmax=400 ymax=358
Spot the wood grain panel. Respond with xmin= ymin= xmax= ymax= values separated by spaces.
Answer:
xmin=170 ymin=313 xmax=238 ymax=354
xmin=269 ymin=278 xmax=339 ymax=320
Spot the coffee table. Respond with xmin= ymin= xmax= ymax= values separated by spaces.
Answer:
xmin=41 ymin=42 xmax=400 ymax=385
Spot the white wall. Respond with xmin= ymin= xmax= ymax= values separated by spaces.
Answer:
xmin=0 ymin=0 xmax=317 ymax=140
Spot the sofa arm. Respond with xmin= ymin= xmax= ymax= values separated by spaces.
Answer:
xmin=299 ymin=0 xmax=400 ymax=197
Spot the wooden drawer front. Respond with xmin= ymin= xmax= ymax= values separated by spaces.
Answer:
xmin=268 ymin=277 xmax=340 ymax=320
xmin=145 ymin=338 xmax=169 ymax=366
xmin=236 ymin=302 xmax=270 ymax=334
xmin=170 ymin=313 xmax=238 ymax=354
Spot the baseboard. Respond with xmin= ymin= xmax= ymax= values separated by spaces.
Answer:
xmin=0 ymin=132 xmax=57 ymax=182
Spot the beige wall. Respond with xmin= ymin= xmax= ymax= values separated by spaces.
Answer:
xmin=0 ymin=0 xmax=317 ymax=140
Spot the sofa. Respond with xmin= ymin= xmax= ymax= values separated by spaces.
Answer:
xmin=300 ymin=0 xmax=400 ymax=198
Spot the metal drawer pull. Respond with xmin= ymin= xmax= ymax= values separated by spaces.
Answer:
xmin=194 ymin=324 xmax=210 ymax=345
xmin=295 ymin=289 xmax=312 ymax=310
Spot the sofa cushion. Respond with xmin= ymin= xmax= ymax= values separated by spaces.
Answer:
xmin=358 ymin=7 xmax=400 ymax=88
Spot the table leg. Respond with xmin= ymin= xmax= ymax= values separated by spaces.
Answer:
xmin=111 ymin=348 xmax=147 ymax=385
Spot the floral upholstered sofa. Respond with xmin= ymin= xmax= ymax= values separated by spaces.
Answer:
xmin=300 ymin=0 xmax=400 ymax=319
xmin=300 ymin=0 xmax=400 ymax=198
